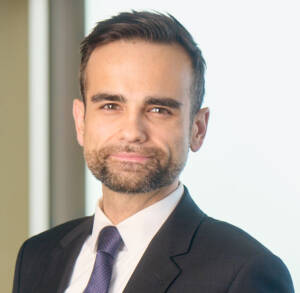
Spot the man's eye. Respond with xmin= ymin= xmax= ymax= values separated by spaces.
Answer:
xmin=150 ymin=107 xmax=171 ymax=115
xmin=101 ymin=103 xmax=120 ymax=110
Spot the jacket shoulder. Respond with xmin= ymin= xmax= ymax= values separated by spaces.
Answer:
xmin=172 ymin=215 xmax=294 ymax=292
xmin=13 ymin=216 xmax=93 ymax=293
xmin=196 ymin=216 xmax=272 ymax=257
xmin=21 ymin=216 xmax=93 ymax=254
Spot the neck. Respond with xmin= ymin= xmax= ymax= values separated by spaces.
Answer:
xmin=100 ymin=181 xmax=179 ymax=224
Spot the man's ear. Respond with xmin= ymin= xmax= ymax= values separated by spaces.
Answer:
xmin=72 ymin=99 xmax=85 ymax=146
xmin=190 ymin=107 xmax=210 ymax=152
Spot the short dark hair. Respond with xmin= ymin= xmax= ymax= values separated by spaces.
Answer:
xmin=80 ymin=11 xmax=206 ymax=117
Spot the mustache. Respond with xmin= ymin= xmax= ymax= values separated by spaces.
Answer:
xmin=99 ymin=145 xmax=164 ymax=158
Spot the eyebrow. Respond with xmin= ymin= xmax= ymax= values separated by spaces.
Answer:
xmin=90 ymin=93 xmax=126 ymax=103
xmin=90 ymin=92 xmax=182 ymax=109
xmin=145 ymin=97 xmax=182 ymax=109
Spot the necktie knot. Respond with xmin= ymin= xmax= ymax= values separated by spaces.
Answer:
xmin=97 ymin=226 xmax=123 ymax=257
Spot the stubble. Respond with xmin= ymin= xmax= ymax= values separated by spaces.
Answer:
xmin=84 ymin=144 xmax=186 ymax=194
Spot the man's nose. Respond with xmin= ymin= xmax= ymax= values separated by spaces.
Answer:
xmin=119 ymin=112 xmax=148 ymax=144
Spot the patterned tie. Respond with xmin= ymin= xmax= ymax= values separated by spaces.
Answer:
xmin=84 ymin=226 xmax=123 ymax=293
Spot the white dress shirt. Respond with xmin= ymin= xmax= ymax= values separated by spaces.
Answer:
xmin=65 ymin=183 xmax=183 ymax=293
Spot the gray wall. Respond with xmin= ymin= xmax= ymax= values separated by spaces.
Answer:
xmin=49 ymin=0 xmax=85 ymax=227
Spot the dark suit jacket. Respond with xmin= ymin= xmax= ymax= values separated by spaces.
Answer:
xmin=13 ymin=187 xmax=294 ymax=292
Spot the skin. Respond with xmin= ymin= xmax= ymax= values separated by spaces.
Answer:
xmin=73 ymin=40 xmax=209 ymax=224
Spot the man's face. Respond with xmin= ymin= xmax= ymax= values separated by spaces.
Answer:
xmin=73 ymin=40 xmax=208 ymax=193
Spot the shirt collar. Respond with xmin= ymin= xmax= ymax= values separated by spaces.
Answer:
xmin=90 ymin=183 xmax=184 ymax=253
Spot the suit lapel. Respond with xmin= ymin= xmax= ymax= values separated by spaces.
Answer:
xmin=35 ymin=217 xmax=93 ymax=293
xmin=124 ymin=187 xmax=206 ymax=293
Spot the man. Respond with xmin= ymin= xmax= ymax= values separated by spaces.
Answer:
xmin=13 ymin=11 xmax=294 ymax=293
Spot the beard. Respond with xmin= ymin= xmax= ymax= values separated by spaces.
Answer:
xmin=84 ymin=144 xmax=187 ymax=194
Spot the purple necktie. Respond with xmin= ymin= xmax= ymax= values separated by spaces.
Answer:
xmin=84 ymin=226 xmax=123 ymax=293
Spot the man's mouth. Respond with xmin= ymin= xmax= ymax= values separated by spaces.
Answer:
xmin=110 ymin=152 xmax=151 ymax=163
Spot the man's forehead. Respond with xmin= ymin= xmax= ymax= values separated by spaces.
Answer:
xmin=87 ymin=39 xmax=193 ymax=70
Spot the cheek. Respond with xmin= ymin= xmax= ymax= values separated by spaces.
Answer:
xmin=157 ymin=125 xmax=190 ymax=156
xmin=173 ymin=135 xmax=190 ymax=158
xmin=83 ymin=118 xmax=113 ymax=148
